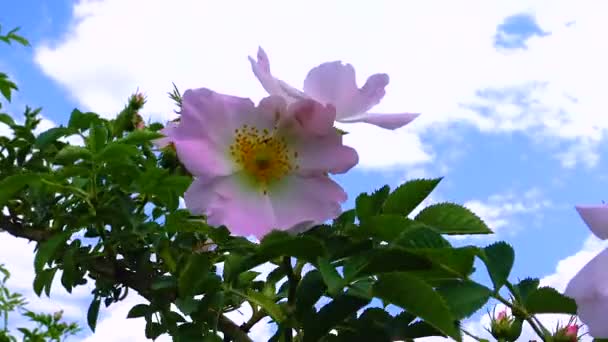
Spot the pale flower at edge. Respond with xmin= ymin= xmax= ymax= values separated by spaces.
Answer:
xmin=155 ymin=120 xmax=179 ymax=148
xmin=249 ymin=47 xmax=419 ymax=130
xmin=564 ymin=204 xmax=608 ymax=338
xmin=162 ymin=87 xmax=358 ymax=238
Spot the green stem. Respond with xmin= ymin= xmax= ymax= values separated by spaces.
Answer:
xmin=505 ymin=282 xmax=552 ymax=338
xmin=461 ymin=328 xmax=485 ymax=341
xmin=240 ymin=309 xmax=265 ymax=333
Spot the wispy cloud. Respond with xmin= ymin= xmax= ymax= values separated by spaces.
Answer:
xmin=463 ymin=187 xmax=553 ymax=235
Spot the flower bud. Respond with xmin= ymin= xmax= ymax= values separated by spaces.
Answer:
xmin=552 ymin=317 xmax=581 ymax=342
xmin=131 ymin=92 xmax=146 ymax=109
xmin=133 ymin=113 xmax=145 ymax=130
xmin=489 ymin=308 xmax=522 ymax=342
xmin=53 ymin=310 xmax=63 ymax=321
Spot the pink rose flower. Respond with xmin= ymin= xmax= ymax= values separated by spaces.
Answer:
xmin=564 ymin=204 xmax=608 ymax=338
xmin=164 ymin=88 xmax=358 ymax=238
xmin=249 ymin=47 xmax=419 ymax=130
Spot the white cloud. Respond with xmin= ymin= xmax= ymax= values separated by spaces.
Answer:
xmin=33 ymin=0 xmax=608 ymax=169
xmin=463 ymin=188 xmax=552 ymax=234
xmin=336 ymin=122 xmax=433 ymax=169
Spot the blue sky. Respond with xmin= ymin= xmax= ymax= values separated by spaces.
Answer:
xmin=1 ymin=1 xmax=607 ymax=341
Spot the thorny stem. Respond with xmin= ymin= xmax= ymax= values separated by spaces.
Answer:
xmin=240 ymin=309 xmax=265 ymax=333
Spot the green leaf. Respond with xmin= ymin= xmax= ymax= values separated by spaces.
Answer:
xmin=303 ymin=294 xmax=370 ymax=342
xmin=87 ymin=297 xmax=101 ymax=332
xmin=0 ymin=113 xmax=15 ymax=126
xmin=347 ymin=278 xmax=374 ymax=300
xmin=33 ymin=268 xmax=57 ymax=297
xmin=88 ymin=122 xmax=108 ymax=152
xmin=514 ymin=278 xmax=540 ymax=302
xmin=0 ymin=173 xmax=40 ymax=206
xmin=373 ymin=272 xmax=460 ymax=341
xmin=95 ymin=143 xmax=139 ymax=162
xmin=127 ymin=304 xmax=151 ymax=318
xmin=60 ymin=246 xmax=77 ymax=293
xmin=68 ymin=109 xmax=99 ymax=131
xmin=0 ymin=73 xmax=17 ymax=102
xmin=145 ymin=322 xmax=164 ymax=340
xmin=393 ymin=223 xmax=451 ymax=249
xmin=34 ymin=231 xmax=72 ymax=272
xmin=178 ymin=254 xmax=210 ymax=296
xmin=355 ymin=185 xmax=390 ymax=221
xmin=480 ymin=242 xmax=514 ymax=290
xmin=244 ymin=289 xmax=286 ymax=323
xmin=258 ymin=231 xmax=327 ymax=261
xmin=151 ymin=276 xmax=177 ymax=290
xmin=118 ymin=129 xmax=164 ymax=144
xmin=383 ymin=178 xmax=442 ymax=216
xmin=175 ymin=297 xmax=199 ymax=316
xmin=392 ymin=319 xmax=446 ymax=340
xmin=295 ymin=270 xmax=327 ymax=320
xmin=358 ymin=248 xmax=432 ymax=276
xmin=410 ymin=247 xmax=478 ymax=279
xmin=415 ymin=202 xmax=492 ymax=235
xmin=358 ymin=215 xmax=416 ymax=242
xmin=437 ymin=281 xmax=492 ymax=320
xmin=525 ymin=287 xmax=576 ymax=314
xmin=317 ymin=257 xmax=344 ymax=296
xmin=34 ymin=127 xmax=72 ymax=149
xmin=54 ymin=146 xmax=92 ymax=165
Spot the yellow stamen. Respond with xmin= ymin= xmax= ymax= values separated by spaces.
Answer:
xmin=229 ymin=125 xmax=297 ymax=192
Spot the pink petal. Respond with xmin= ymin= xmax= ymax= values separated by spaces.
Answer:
xmin=248 ymin=47 xmax=306 ymax=102
xmin=268 ymin=175 xmax=346 ymax=232
xmin=177 ymin=88 xmax=257 ymax=146
xmin=184 ymin=175 xmax=276 ymax=238
xmin=285 ymin=99 xmax=336 ymax=136
xmin=173 ymin=138 xmax=234 ymax=179
xmin=184 ymin=174 xmax=349 ymax=238
xmin=303 ymin=61 xmax=389 ymax=117
xmin=565 ymin=248 xmax=608 ymax=338
xmin=340 ymin=112 xmax=420 ymax=130
xmin=257 ymin=95 xmax=288 ymax=125
xmin=153 ymin=121 xmax=178 ymax=148
xmin=576 ymin=205 xmax=608 ymax=240
xmin=576 ymin=297 xmax=608 ymax=338
xmin=295 ymin=136 xmax=358 ymax=175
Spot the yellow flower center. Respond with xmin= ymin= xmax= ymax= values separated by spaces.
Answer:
xmin=229 ymin=125 xmax=298 ymax=193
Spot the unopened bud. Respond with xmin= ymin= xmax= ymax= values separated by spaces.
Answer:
xmin=133 ymin=113 xmax=145 ymax=130
xmin=130 ymin=91 xmax=146 ymax=109
xmin=552 ymin=317 xmax=581 ymax=342
xmin=489 ymin=307 xmax=522 ymax=342
xmin=53 ymin=310 xmax=63 ymax=321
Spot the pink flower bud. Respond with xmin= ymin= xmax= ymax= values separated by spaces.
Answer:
xmin=566 ymin=324 xmax=578 ymax=336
